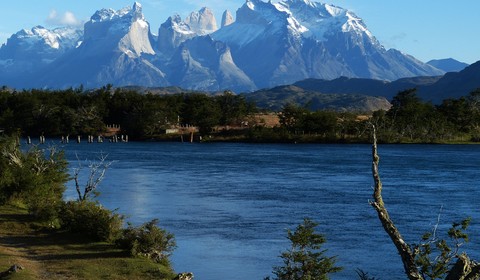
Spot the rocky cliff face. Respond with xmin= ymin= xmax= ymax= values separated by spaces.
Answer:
xmin=221 ymin=10 xmax=234 ymax=27
xmin=0 ymin=0 xmax=445 ymax=92
xmin=32 ymin=2 xmax=168 ymax=89
xmin=184 ymin=7 xmax=218 ymax=35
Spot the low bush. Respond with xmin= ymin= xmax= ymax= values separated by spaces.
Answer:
xmin=59 ymin=200 xmax=123 ymax=242
xmin=0 ymin=135 xmax=68 ymax=224
xmin=117 ymin=219 xmax=176 ymax=263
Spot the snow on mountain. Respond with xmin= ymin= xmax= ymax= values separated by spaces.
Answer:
xmin=278 ymin=0 xmax=376 ymax=43
xmin=0 ymin=26 xmax=82 ymax=59
xmin=213 ymin=0 xmax=302 ymax=49
xmin=0 ymin=0 xmax=446 ymax=92
xmin=0 ymin=25 xmax=82 ymax=78
xmin=84 ymin=1 xmax=154 ymax=57
xmin=29 ymin=2 xmax=167 ymax=89
xmin=212 ymin=0 xmax=443 ymax=88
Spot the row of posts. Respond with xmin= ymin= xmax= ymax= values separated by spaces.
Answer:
xmin=27 ymin=135 xmax=128 ymax=145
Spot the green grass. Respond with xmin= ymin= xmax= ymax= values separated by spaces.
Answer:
xmin=0 ymin=204 xmax=177 ymax=280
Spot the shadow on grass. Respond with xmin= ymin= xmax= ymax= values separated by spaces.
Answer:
xmin=0 ymin=213 xmax=36 ymax=223
xmin=35 ymin=251 xmax=127 ymax=261
xmin=0 ymin=229 xmax=129 ymax=262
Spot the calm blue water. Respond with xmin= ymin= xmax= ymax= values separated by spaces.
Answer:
xmin=45 ymin=141 xmax=480 ymax=279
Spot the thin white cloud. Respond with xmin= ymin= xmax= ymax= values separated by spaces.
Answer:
xmin=45 ymin=10 xmax=83 ymax=27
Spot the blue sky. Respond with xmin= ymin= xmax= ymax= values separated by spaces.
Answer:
xmin=0 ymin=0 xmax=478 ymax=64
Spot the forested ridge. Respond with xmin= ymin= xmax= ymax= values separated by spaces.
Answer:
xmin=1 ymin=86 xmax=480 ymax=143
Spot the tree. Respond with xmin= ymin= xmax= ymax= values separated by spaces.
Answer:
xmin=279 ymin=103 xmax=308 ymax=134
xmin=387 ymin=88 xmax=440 ymax=141
xmin=370 ymin=125 xmax=480 ymax=280
xmin=215 ymin=90 xmax=250 ymax=126
xmin=302 ymin=111 xmax=337 ymax=137
xmin=270 ymin=218 xmax=342 ymax=280
xmin=181 ymin=93 xmax=221 ymax=134
xmin=0 ymin=134 xmax=69 ymax=221
xmin=72 ymin=154 xmax=112 ymax=201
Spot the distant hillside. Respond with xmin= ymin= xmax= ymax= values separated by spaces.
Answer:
xmin=418 ymin=60 xmax=480 ymax=103
xmin=243 ymin=85 xmax=391 ymax=112
xmin=121 ymin=59 xmax=480 ymax=112
xmin=293 ymin=76 xmax=441 ymax=100
xmin=427 ymin=58 xmax=469 ymax=72
xmin=119 ymin=86 xmax=200 ymax=95
xmin=119 ymin=60 xmax=480 ymax=111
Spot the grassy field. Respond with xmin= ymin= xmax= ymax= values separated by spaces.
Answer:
xmin=0 ymin=204 xmax=177 ymax=280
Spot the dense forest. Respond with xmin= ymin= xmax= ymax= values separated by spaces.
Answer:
xmin=1 ymin=85 xmax=480 ymax=143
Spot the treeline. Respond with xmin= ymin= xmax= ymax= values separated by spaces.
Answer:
xmin=1 ymin=85 xmax=480 ymax=143
xmin=272 ymin=88 xmax=480 ymax=143
xmin=0 ymin=86 xmax=256 ymax=139
xmin=373 ymin=88 xmax=480 ymax=143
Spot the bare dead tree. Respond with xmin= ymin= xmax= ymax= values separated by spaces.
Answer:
xmin=72 ymin=153 xmax=113 ymax=201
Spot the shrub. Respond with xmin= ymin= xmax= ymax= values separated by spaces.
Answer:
xmin=0 ymin=135 xmax=68 ymax=223
xmin=117 ymin=219 xmax=176 ymax=263
xmin=269 ymin=218 xmax=342 ymax=280
xmin=59 ymin=200 xmax=123 ymax=242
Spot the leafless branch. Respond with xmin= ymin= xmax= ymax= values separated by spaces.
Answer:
xmin=370 ymin=124 xmax=423 ymax=280
xmin=72 ymin=153 xmax=113 ymax=201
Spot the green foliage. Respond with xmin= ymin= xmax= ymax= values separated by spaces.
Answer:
xmin=413 ymin=218 xmax=472 ymax=279
xmin=0 ymin=88 xmax=258 ymax=139
xmin=59 ymin=200 xmax=124 ymax=242
xmin=0 ymin=135 xmax=68 ymax=222
xmin=278 ymin=103 xmax=338 ymax=138
xmin=182 ymin=93 xmax=222 ymax=134
xmin=270 ymin=218 xmax=342 ymax=280
xmin=4 ymin=86 xmax=480 ymax=142
xmin=216 ymin=90 xmax=253 ymax=125
xmin=370 ymin=87 xmax=480 ymax=143
xmin=116 ymin=219 xmax=176 ymax=264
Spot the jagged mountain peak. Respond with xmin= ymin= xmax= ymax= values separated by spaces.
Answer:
xmin=157 ymin=14 xmax=196 ymax=58
xmin=83 ymin=2 xmax=154 ymax=57
xmin=221 ymin=10 xmax=234 ymax=27
xmin=277 ymin=0 xmax=376 ymax=43
xmin=0 ymin=1 xmax=447 ymax=92
xmin=11 ymin=25 xmax=81 ymax=50
xmin=90 ymin=2 xmax=145 ymax=24
xmin=185 ymin=7 xmax=218 ymax=35
xmin=162 ymin=14 xmax=193 ymax=34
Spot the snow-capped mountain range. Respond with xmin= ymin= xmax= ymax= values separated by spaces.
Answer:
xmin=0 ymin=0 xmax=445 ymax=92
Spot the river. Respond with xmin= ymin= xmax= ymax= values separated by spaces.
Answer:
xmin=54 ymin=142 xmax=480 ymax=279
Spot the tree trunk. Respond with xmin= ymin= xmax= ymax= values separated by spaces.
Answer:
xmin=370 ymin=125 xmax=424 ymax=280
xmin=446 ymin=254 xmax=480 ymax=280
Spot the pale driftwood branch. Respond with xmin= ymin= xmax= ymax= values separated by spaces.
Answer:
xmin=464 ymin=264 xmax=480 ymax=280
xmin=82 ymin=154 xmax=112 ymax=200
xmin=370 ymin=125 xmax=424 ymax=280
xmin=73 ymin=153 xmax=83 ymax=200
xmin=72 ymin=153 xmax=113 ymax=201
xmin=445 ymin=254 xmax=480 ymax=280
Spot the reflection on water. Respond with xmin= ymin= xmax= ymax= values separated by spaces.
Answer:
xmin=56 ymin=142 xmax=480 ymax=279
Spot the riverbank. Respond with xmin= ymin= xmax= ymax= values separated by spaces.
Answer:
xmin=136 ymin=129 xmax=479 ymax=145
xmin=0 ymin=204 xmax=176 ymax=280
